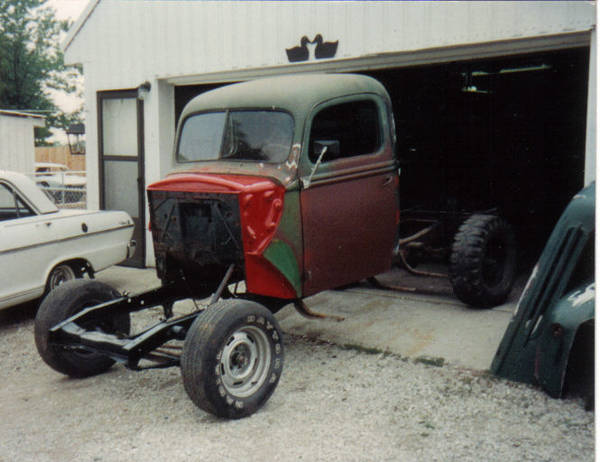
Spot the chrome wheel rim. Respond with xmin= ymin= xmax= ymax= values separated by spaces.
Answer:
xmin=220 ymin=326 xmax=271 ymax=398
xmin=48 ymin=265 xmax=76 ymax=290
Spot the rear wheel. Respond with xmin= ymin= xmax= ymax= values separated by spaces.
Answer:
xmin=181 ymin=299 xmax=284 ymax=419
xmin=449 ymin=214 xmax=517 ymax=308
xmin=35 ymin=279 xmax=130 ymax=377
xmin=46 ymin=263 xmax=78 ymax=293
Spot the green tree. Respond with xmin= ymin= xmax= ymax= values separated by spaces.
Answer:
xmin=0 ymin=0 xmax=82 ymax=145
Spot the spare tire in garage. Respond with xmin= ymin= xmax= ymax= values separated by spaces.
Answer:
xmin=449 ymin=214 xmax=517 ymax=308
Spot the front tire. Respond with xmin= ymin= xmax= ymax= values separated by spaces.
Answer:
xmin=35 ymin=279 xmax=130 ymax=378
xmin=449 ymin=214 xmax=517 ymax=308
xmin=181 ymin=299 xmax=284 ymax=419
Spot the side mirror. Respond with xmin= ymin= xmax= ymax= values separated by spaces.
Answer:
xmin=302 ymin=140 xmax=340 ymax=189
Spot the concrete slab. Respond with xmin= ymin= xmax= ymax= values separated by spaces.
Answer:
xmin=95 ymin=265 xmax=161 ymax=293
xmin=94 ymin=266 xmax=515 ymax=371
xmin=277 ymin=287 xmax=514 ymax=370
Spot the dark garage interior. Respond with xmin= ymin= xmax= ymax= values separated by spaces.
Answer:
xmin=365 ymin=46 xmax=589 ymax=267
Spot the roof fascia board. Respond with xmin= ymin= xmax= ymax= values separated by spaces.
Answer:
xmin=0 ymin=110 xmax=46 ymax=126
xmin=165 ymin=31 xmax=591 ymax=86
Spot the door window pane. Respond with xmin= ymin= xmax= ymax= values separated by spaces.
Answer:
xmin=103 ymin=98 xmax=138 ymax=157
xmin=309 ymin=100 xmax=381 ymax=163
xmin=104 ymin=160 xmax=139 ymax=218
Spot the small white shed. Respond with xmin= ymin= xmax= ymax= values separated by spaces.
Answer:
xmin=63 ymin=0 xmax=597 ymax=267
xmin=0 ymin=110 xmax=45 ymax=174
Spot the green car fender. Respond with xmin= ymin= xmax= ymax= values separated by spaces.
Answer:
xmin=531 ymin=282 xmax=594 ymax=397
xmin=491 ymin=182 xmax=595 ymax=398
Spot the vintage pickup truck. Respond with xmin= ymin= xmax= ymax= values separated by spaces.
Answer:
xmin=35 ymin=74 xmax=518 ymax=419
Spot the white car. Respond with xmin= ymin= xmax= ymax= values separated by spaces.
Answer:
xmin=34 ymin=162 xmax=86 ymax=204
xmin=34 ymin=162 xmax=86 ymax=189
xmin=0 ymin=170 xmax=135 ymax=310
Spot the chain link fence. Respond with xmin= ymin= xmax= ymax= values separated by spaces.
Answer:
xmin=31 ymin=170 xmax=87 ymax=209
xmin=41 ymin=186 xmax=87 ymax=208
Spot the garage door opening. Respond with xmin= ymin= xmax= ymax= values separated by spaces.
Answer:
xmin=172 ymin=46 xmax=589 ymax=301
xmin=364 ymin=46 xmax=589 ymax=268
xmin=175 ymin=83 xmax=231 ymax=127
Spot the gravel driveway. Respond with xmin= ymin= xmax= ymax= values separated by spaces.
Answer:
xmin=0 ymin=301 xmax=593 ymax=462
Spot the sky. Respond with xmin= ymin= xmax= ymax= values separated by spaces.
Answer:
xmin=45 ymin=0 xmax=88 ymax=142
xmin=47 ymin=0 xmax=88 ymax=21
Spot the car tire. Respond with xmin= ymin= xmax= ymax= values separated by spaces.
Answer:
xmin=46 ymin=263 xmax=78 ymax=293
xmin=34 ymin=279 xmax=130 ymax=378
xmin=449 ymin=214 xmax=517 ymax=308
xmin=181 ymin=299 xmax=284 ymax=419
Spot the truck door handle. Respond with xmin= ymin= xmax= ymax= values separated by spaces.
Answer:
xmin=382 ymin=176 xmax=394 ymax=186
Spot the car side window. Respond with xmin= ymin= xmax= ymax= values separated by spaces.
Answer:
xmin=0 ymin=183 xmax=34 ymax=221
xmin=309 ymin=99 xmax=381 ymax=163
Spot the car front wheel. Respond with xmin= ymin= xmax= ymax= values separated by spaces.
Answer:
xmin=181 ymin=299 xmax=284 ymax=419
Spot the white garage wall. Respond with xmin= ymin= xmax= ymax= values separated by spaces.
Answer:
xmin=65 ymin=1 xmax=594 ymax=91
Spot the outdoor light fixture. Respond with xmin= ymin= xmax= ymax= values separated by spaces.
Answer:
xmin=137 ymin=81 xmax=152 ymax=100
xmin=66 ymin=123 xmax=85 ymax=155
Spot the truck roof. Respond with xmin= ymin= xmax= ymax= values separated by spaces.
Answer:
xmin=181 ymin=73 xmax=390 ymax=120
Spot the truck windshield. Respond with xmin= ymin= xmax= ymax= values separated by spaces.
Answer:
xmin=177 ymin=110 xmax=294 ymax=163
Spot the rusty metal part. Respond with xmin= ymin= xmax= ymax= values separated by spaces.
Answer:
xmin=393 ymin=222 xmax=447 ymax=278
xmin=397 ymin=223 xmax=437 ymax=246
xmin=397 ymin=246 xmax=448 ymax=278
xmin=209 ymin=263 xmax=235 ymax=305
xmin=293 ymin=300 xmax=344 ymax=322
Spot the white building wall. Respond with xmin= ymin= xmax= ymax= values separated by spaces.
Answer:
xmin=0 ymin=114 xmax=44 ymax=174
xmin=584 ymin=29 xmax=596 ymax=186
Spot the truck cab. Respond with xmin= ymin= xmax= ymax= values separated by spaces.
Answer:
xmin=148 ymin=74 xmax=399 ymax=303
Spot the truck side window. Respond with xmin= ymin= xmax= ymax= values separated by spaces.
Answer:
xmin=309 ymin=100 xmax=381 ymax=163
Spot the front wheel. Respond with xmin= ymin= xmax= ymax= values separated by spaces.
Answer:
xmin=35 ymin=279 xmax=130 ymax=378
xmin=181 ymin=299 xmax=284 ymax=419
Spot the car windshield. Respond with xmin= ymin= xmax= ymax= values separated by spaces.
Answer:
xmin=177 ymin=110 xmax=294 ymax=163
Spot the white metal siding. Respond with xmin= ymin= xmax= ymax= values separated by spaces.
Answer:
xmin=66 ymin=1 xmax=595 ymax=90
xmin=0 ymin=115 xmax=42 ymax=174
